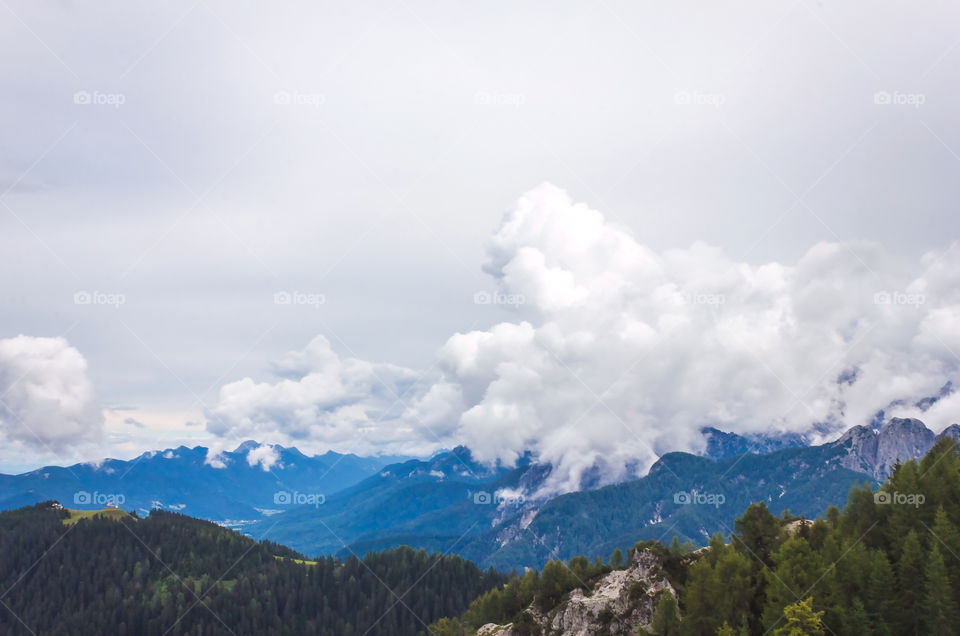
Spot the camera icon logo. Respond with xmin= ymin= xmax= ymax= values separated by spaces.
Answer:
xmin=673 ymin=491 xmax=692 ymax=505
xmin=74 ymin=290 xmax=92 ymax=305
xmin=873 ymin=91 xmax=892 ymax=105
xmin=473 ymin=491 xmax=492 ymax=504
xmin=73 ymin=91 xmax=91 ymax=105
xmin=274 ymin=291 xmax=292 ymax=305
xmin=874 ymin=491 xmax=892 ymax=505
xmin=273 ymin=91 xmax=292 ymax=105
xmin=273 ymin=491 xmax=291 ymax=504
xmin=74 ymin=491 xmax=92 ymax=504
xmin=473 ymin=291 xmax=492 ymax=305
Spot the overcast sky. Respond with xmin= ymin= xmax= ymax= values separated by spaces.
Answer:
xmin=1 ymin=1 xmax=959 ymax=481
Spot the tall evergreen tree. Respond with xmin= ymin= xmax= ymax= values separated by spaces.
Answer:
xmin=865 ymin=550 xmax=895 ymax=636
xmin=922 ymin=544 xmax=959 ymax=636
xmin=649 ymin=591 xmax=681 ymax=636
xmin=898 ymin=529 xmax=925 ymax=636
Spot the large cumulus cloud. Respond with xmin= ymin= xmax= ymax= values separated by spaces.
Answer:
xmin=205 ymin=335 xmax=433 ymax=456
xmin=206 ymin=184 xmax=960 ymax=495
xmin=0 ymin=336 xmax=104 ymax=451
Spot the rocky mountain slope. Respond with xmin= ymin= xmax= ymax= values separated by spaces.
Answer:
xmin=699 ymin=426 xmax=809 ymax=459
xmin=835 ymin=417 xmax=960 ymax=479
xmin=476 ymin=548 xmax=675 ymax=636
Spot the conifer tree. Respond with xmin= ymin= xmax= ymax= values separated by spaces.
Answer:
xmin=649 ymin=591 xmax=681 ymax=636
xmin=773 ymin=597 xmax=824 ymax=636
xmin=922 ymin=544 xmax=958 ymax=636
xmin=865 ymin=550 xmax=895 ymax=636
xmin=898 ymin=529 xmax=925 ymax=636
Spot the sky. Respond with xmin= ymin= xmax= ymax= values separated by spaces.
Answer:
xmin=1 ymin=1 xmax=959 ymax=487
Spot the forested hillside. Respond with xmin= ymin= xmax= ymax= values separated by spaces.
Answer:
xmin=0 ymin=504 xmax=504 ymax=635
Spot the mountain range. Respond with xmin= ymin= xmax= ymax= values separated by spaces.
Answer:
xmin=248 ymin=417 xmax=960 ymax=570
xmin=0 ymin=442 xmax=408 ymax=522
xmin=2 ymin=418 xmax=956 ymax=572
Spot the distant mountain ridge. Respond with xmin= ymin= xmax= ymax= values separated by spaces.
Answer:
xmin=244 ymin=446 xmax=546 ymax=557
xmin=0 ymin=442 xmax=410 ymax=522
xmin=252 ymin=417 xmax=959 ymax=571
xmin=699 ymin=426 xmax=810 ymax=459
xmin=3 ymin=417 xmax=957 ymax=573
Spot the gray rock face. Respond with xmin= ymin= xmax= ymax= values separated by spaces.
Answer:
xmin=700 ymin=427 xmax=809 ymax=460
xmin=835 ymin=418 xmax=947 ymax=479
xmin=876 ymin=418 xmax=935 ymax=477
xmin=937 ymin=424 xmax=960 ymax=442
xmin=477 ymin=549 xmax=674 ymax=636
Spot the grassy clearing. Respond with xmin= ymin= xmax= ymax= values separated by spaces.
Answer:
xmin=273 ymin=555 xmax=318 ymax=566
xmin=63 ymin=508 xmax=132 ymax=525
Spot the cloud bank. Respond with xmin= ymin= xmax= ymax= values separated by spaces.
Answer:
xmin=205 ymin=335 xmax=428 ymax=456
xmin=0 ymin=336 xmax=104 ymax=452
xmin=206 ymin=184 xmax=960 ymax=494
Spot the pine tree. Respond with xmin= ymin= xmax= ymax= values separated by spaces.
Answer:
xmin=733 ymin=502 xmax=782 ymax=567
xmin=930 ymin=505 xmax=960 ymax=591
xmin=865 ymin=551 xmax=895 ymax=636
xmin=898 ymin=529 xmax=924 ymax=635
xmin=773 ymin=597 xmax=824 ymax=636
xmin=649 ymin=591 xmax=681 ymax=636
xmin=761 ymin=537 xmax=822 ymax=632
xmin=609 ymin=547 xmax=624 ymax=568
xmin=922 ymin=544 xmax=958 ymax=636
xmin=681 ymin=556 xmax=719 ymax=636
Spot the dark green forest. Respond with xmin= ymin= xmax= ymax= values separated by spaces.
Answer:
xmin=0 ymin=505 xmax=504 ymax=635
xmin=431 ymin=437 xmax=960 ymax=635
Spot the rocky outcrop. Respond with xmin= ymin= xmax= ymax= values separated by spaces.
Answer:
xmin=477 ymin=549 xmax=674 ymax=636
xmin=937 ymin=424 xmax=960 ymax=443
xmin=835 ymin=418 xmax=949 ymax=479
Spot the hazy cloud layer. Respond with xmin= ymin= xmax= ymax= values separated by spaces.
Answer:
xmin=0 ymin=336 xmax=104 ymax=452
xmin=206 ymin=335 xmax=431 ymax=456
xmin=206 ymin=185 xmax=960 ymax=494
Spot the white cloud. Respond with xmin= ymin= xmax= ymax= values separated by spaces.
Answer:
xmin=205 ymin=335 xmax=434 ymax=456
xmin=206 ymin=185 xmax=960 ymax=495
xmin=204 ymin=449 xmax=228 ymax=469
xmin=0 ymin=336 xmax=104 ymax=451
xmin=245 ymin=444 xmax=280 ymax=471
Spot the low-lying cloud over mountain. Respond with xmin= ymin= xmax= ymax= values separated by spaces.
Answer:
xmin=202 ymin=184 xmax=960 ymax=495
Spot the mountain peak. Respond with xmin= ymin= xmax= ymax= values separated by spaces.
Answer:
xmin=880 ymin=417 xmax=929 ymax=434
xmin=937 ymin=424 xmax=960 ymax=441
xmin=232 ymin=440 xmax=264 ymax=454
xmin=835 ymin=418 xmax=936 ymax=479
